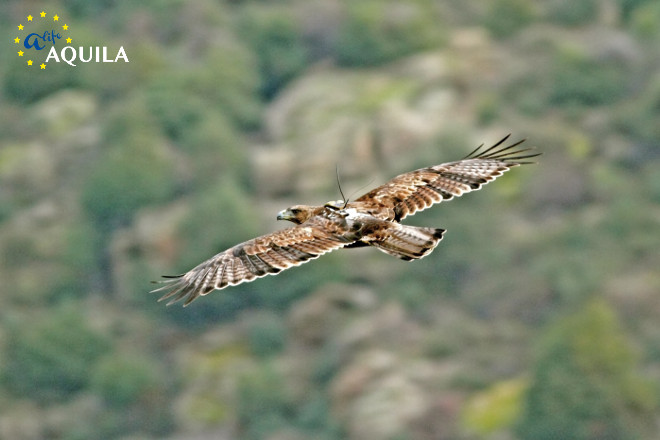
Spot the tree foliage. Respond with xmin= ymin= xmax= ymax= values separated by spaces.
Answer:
xmin=2 ymin=305 xmax=111 ymax=401
xmin=335 ymin=0 xmax=444 ymax=66
xmin=239 ymin=4 xmax=309 ymax=99
xmin=484 ymin=0 xmax=536 ymax=39
xmin=517 ymin=300 xmax=657 ymax=440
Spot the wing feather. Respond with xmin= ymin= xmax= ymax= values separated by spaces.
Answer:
xmin=352 ymin=135 xmax=539 ymax=221
xmin=152 ymin=226 xmax=348 ymax=306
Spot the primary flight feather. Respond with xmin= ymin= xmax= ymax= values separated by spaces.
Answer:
xmin=152 ymin=134 xmax=539 ymax=306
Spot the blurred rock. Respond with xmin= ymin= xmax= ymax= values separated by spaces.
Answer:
xmin=250 ymin=144 xmax=299 ymax=197
xmin=449 ymin=27 xmax=500 ymax=83
xmin=0 ymin=401 xmax=44 ymax=440
xmin=264 ymin=428 xmax=308 ymax=440
xmin=0 ymin=142 xmax=57 ymax=202
xmin=288 ymin=283 xmax=377 ymax=347
xmin=331 ymin=349 xmax=397 ymax=406
xmin=349 ymin=373 xmax=427 ymax=440
xmin=42 ymin=394 xmax=104 ymax=439
xmin=32 ymin=90 xmax=98 ymax=138
xmin=331 ymin=349 xmax=431 ymax=440
xmin=166 ymin=428 xmax=235 ymax=440
xmin=254 ymin=54 xmax=460 ymax=198
xmin=586 ymin=27 xmax=641 ymax=64
xmin=413 ymin=392 xmax=465 ymax=440
xmin=336 ymin=301 xmax=422 ymax=353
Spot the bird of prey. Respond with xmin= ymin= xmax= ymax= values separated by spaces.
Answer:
xmin=152 ymin=135 xmax=539 ymax=306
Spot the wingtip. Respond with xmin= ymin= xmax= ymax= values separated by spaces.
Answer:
xmin=468 ymin=136 xmax=543 ymax=164
xmin=150 ymin=274 xmax=184 ymax=286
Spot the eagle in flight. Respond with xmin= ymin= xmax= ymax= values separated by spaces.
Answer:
xmin=153 ymin=135 xmax=539 ymax=306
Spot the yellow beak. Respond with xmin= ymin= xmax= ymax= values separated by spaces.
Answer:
xmin=276 ymin=209 xmax=293 ymax=221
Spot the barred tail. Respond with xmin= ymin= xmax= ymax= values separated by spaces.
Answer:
xmin=370 ymin=225 xmax=445 ymax=261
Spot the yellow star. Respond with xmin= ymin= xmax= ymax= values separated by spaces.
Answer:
xmin=18 ymin=50 xmax=24 ymax=56
xmin=27 ymin=60 xmax=33 ymax=66
xmin=66 ymin=37 xmax=72 ymax=44
xmin=62 ymin=24 xmax=68 ymax=31
xmin=40 ymin=63 xmax=46 ymax=69
xmin=14 ymin=37 xmax=20 ymax=43
xmin=27 ymin=15 xmax=33 ymax=21
xmin=40 ymin=11 xmax=46 ymax=18
xmin=53 ymin=14 xmax=59 ymax=21
xmin=18 ymin=24 xmax=24 ymax=30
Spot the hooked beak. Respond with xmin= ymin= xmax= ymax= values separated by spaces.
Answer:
xmin=277 ymin=209 xmax=293 ymax=221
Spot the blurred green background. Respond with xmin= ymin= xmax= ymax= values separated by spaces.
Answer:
xmin=1 ymin=0 xmax=659 ymax=439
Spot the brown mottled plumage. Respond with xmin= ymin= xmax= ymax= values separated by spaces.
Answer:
xmin=152 ymin=135 xmax=539 ymax=306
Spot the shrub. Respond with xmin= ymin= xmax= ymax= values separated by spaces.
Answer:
xmin=203 ymin=45 xmax=262 ymax=129
xmin=550 ymin=45 xmax=629 ymax=107
xmin=145 ymin=73 xmax=210 ymax=141
xmin=462 ymin=378 xmax=527 ymax=434
xmin=239 ymin=5 xmax=309 ymax=99
xmin=45 ymin=218 xmax=100 ymax=302
xmin=3 ymin=58 xmax=81 ymax=105
xmin=630 ymin=2 xmax=660 ymax=39
xmin=516 ymin=300 xmax=657 ymax=439
xmin=484 ymin=0 xmax=536 ymax=39
xmin=476 ymin=93 xmax=500 ymax=126
xmin=91 ymin=353 xmax=160 ymax=407
xmin=335 ymin=0 xmax=444 ymax=66
xmin=178 ymin=109 xmax=250 ymax=188
xmin=2 ymin=304 xmax=111 ymax=401
xmin=546 ymin=0 xmax=597 ymax=26
xmin=66 ymin=0 xmax=114 ymax=18
xmin=615 ymin=74 xmax=660 ymax=143
xmin=80 ymin=110 xmax=175 ymax=231
xmin=616 ymin=0 xmax=656 ymax=21
xmin=296 ymin=393 xmax=343 ymax=438
xmin=237 ymin=363 xmax=293 ymax=439
xmin=144 ymin=46 xmax=261 ymax=139
xmin=248 ymin=313 xmax=287 ymax=358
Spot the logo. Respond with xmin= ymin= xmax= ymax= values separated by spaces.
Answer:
xmin=13 ymin=10 xmax=128 ymax=70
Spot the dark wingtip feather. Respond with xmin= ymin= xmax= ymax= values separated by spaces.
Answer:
xmin=150 ymin=274 xmax=184 ymax=287
xmin=148 ymin=273 xmax=194 ymax=306
xmin=465 ymin=135 xmax=541 ymax=165
xmin=464 ymin=142 xmax=486 ymax=160
xmin=465 ymin=134 xmax=512 ymax=159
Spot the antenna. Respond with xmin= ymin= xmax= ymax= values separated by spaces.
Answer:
xmin=336 ymin=164 xmax=348 ymax=208
xmin=335 ymin=165 xmax=376 ymax=209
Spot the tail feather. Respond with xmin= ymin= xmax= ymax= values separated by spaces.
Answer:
xmin=370 ymin=224 xmax=445 ymax=261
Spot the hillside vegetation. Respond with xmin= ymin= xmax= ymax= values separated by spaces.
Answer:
xmin=0 ymin=1 xmax=659 ymax=439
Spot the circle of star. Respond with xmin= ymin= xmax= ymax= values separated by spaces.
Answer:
xmin=14 ymin=11 xmax=72 ymax=69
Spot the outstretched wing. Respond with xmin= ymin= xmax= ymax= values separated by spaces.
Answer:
xmin=152 ymin=226 xmax=348 ymax=306
xmin=352 ymin=134 xmax=539 ymax=221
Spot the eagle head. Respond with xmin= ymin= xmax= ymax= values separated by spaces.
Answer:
xmin=277 ymin=205 xmax=318 ymax=225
